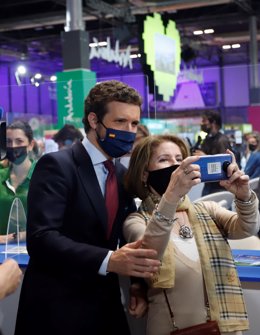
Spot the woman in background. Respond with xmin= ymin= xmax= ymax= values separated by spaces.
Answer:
xmin=123 ymin=134 xmax=259 ymax=335
xmin=0 ymin=120 xmax=36 ymax=243
xmin=244 ymin=132 xmax=260 ymax=178
xmin=120 ymin=123 xmax=150 ymax=168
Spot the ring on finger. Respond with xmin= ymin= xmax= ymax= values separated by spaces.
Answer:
xmin=184 ymin=168 xmax=189 ymax=175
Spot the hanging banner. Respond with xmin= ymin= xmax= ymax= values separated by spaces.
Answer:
xmin=56 ymin=69 xmax=96 ymax=128
xmin=140 ymin=13 xmax=181 ymax=102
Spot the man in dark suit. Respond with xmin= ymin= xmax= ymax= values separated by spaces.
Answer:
xmin=14 ymin=80 xmax=160 ymax=335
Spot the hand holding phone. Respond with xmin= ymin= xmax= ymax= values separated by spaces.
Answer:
xmin=196 ymin=154 xmax=232 ymax=182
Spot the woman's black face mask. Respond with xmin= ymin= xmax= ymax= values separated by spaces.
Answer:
xmin=248 ymin=143 xmax=257 ymax=152
xmin=6 ymin=146 xmax=28 ymax=165
xmin=147 ymin=164 xmax=180 ymax=196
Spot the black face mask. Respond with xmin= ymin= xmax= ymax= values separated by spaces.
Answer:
xmin=249 ymin=144 xmax=257 ymax=152
xmin=201 ymin=124 xmax=211 ymax=134
xmin=147 ymin=164 xmax=180 ymax=196
xmin=6 ymin=146 xmax=28 ymax=165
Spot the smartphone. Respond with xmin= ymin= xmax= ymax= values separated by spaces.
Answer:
xmin=196 ymin=154 xmax=232 ymax=182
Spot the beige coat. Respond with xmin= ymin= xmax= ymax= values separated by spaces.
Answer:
xmin=123 ymin=193 xmax=260 ymax=335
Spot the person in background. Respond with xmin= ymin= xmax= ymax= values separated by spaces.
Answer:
xmin=30 ymin=137 xmax=45 ymax=160
xmin=0 ymin=259 xmax=22 ymax=300
xmin=53 ymin=123 xmax=84 ymax=150
xmin=243 ymin=132 xmax=259 ymax=161
xmin=123 ymin=134 xmax=259 ymax=335
xmin=0 ymin=120 xmax=36 ymax=243
xmin=228 ymin=134 xmax=241 ymax=169
xmin=193 ymin=110 xmax=231 ymax=196
xmin=0 ymin=258 xmax=22 ymax=335
xmin=120 ymin=123 xmax=150 ymax=168
xmin=0 ymin=158 xmax=9 ymax=170
xmin=134 ymin=124 xmax=150 ymax=148
xmin=244 ymin=132 xmax=260 ymax=179
xmin=14 ymin=80 xmax=160 ymax=335
xmin=256 ymin=178 xmax=260 ymax=215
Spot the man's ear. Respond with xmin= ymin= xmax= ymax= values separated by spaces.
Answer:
xmin=88 ymin=112 xmax=99 ymax=130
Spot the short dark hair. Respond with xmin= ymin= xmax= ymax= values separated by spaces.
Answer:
xmin=82 ymin=80 xmax=142 ymax=133
xmin=202 ymin=110 xmax=222 ymax=128
xmin=53 ymin=124 xmax=83 ymax=144
xmin=7 ymin=120 xmax=34 ymax=143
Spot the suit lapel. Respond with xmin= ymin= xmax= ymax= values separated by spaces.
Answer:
xmin=72 ymin=142 xmax=107 ymax=233
xmin=115 ymin=160 xmax=126 ymax=213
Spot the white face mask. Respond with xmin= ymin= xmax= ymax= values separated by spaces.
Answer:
xmin=119 ymin=156 xmax=131 ymax=168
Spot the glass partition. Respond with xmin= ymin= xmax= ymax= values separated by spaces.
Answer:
xmin=4 ymin=198 xmax=27 ymax=258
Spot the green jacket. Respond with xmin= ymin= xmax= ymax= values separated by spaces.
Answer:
xmin=0 ymin=161 xmax=36 ymax=235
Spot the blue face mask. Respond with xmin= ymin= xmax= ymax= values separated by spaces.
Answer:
xmin=97 ymin=123 xmax=136 ymax=158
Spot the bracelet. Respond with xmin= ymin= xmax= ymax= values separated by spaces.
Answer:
xmin=235 ymin=190 xmax=254 ymax=205
xmin=153 ymin=210 xmax=177 ymax=225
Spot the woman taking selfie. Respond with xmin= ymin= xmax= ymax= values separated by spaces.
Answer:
xmin=123 ymin=134 xmax=259 ymax=335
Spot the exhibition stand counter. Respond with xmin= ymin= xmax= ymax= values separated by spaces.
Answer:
xmin=0 ymin=246 xmax=260 ymax=335
xmin=1 ymin=245 xmax=260 ymax=280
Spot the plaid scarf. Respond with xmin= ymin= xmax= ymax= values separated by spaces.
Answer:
xmin=138 ymin=195 xmax=249 ymax=332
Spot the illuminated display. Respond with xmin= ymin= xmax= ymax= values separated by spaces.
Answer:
xmin=142 ymin=13 xmax=181 ymax=101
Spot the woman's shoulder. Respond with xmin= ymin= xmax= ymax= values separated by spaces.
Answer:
xmin=0 ymin=166 xmax=10 ymax=182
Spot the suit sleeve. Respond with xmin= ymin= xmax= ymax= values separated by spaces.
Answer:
xmin=26 ymin=153 xmax=110 ymax=277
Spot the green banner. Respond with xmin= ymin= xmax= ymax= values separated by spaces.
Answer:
xmin=56 ymin=69 xmax=96 ymax=128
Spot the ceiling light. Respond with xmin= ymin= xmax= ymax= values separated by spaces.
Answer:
xmin=130 ymin=53 xmax=141 ymax=59
xmin=193 ymin=30 xmax=203 ymax=35
xmin=15 ymin=65 xmax=28 ymax=85
xmin=30 ymin=73 xmax=43 ymax=87
xmin=232 ymin=44 xmax=241 ymax=49
xmin=50 ymin=75 xmax=57 ymax=82
xmin=98 ymin=41 xmax=108 ymax=47
xmin=17 ymin=65 xmax=27 ymax=75
xmin=222 ymin=45 xmax=231 ymax=49
xmin=89 ymin=41 xmax=108 ymax=48
xmin=34 ymin=73 xmax=42 ymax=80
xmin=204 ymin=29 xmax=214 ymax=34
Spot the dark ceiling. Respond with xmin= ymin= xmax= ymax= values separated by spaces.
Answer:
xmin=0 ymin=0 xmax=260 ymax=73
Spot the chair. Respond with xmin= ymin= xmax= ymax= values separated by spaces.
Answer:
xmin=194 ymin=191 xmax=235 ymax=210
xmin=188 ymin=182 xmax=204 ymax=201
xmin=194 ymin=188 xmax=260 ymax=250
xmin=228 ymin=236 xmax=260 ymax=250
xmin=249 ymin=177 xmax=260 ymax=191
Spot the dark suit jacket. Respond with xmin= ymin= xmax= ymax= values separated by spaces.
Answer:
xmin=15 ymin=142 xmax=136 ymax=335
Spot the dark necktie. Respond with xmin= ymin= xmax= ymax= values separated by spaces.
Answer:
xmin=104 ymin=160 xmax=119 ymax=238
